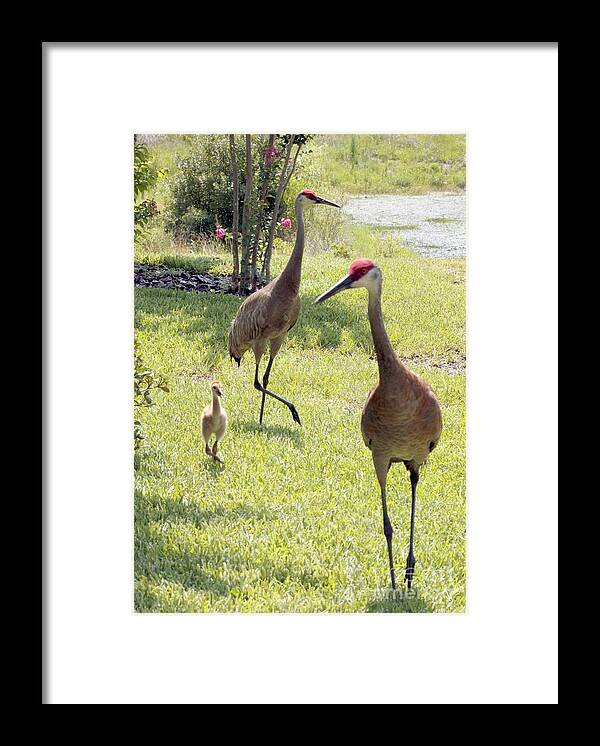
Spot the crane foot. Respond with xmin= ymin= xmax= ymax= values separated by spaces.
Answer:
xmin=403 ymin=553 xmax=416 ymax=589
xmin=289 ymin=406 xmax=301 ymax=425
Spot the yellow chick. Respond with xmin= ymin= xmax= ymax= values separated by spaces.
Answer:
xmin=201 ymin=380 xmax=227 ymax=464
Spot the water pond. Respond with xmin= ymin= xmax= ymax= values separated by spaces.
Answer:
xmin=343 ymin=193 xmax=466 ymax=258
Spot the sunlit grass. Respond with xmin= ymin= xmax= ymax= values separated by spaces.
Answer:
xmin=142 ymin=133 xmax=466 ymax=207
xmin=300 ymin=134 xmax=466 ymax=195
xmin=134 ymin=232 xmax=466 ymax=613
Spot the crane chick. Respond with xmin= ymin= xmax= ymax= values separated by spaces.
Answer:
xmin=201 ymin=381 xmax=227 ymax=464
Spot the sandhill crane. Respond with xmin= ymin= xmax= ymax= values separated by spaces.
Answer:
xmin=229 ymin=189 xmax=340 ymax=426
xmin=201 ymin=380 xmax=228 ymax=464
xmin=315 ymin=259 xmax=442 ymax=590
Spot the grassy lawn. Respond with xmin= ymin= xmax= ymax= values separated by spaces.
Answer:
xmin=134 ymin=231 xmax=466 ymax=613
xmin=306 ymin=134 xmax=466 ymax=195
xmin=143 ymin=134 xmax=466 ymax=202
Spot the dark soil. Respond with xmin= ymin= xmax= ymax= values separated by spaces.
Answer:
xmin=401 ymin=350 xmax=466 ymax=375
xmin=134 ymin=263 xmax=264 ymax=296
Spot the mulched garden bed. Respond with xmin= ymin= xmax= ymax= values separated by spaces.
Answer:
xmin=134 ymin=263 xmax=264 ymax=296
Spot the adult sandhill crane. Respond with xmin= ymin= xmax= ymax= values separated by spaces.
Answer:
xmin=229 ymin=189 xmax=340 ymax=426
xmin=315 ymin=259 xmax=442 ymax=590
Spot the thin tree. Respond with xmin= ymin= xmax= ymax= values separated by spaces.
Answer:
xmin=262 ymin=136 xmax=305 ymax=282
xmin=249 ymin=134 xmax=275 ymax=291
xmin=261 ymin=137 xmax=294 ymax=281
xmin=239 ymin=135 xmax=253 ymax=290
xmin=229 ymin=135 xmax=240 ymax=289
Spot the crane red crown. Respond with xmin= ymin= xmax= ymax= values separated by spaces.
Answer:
xmin=349 ymin=258 xmax=375 ymax=279
xmin=300 ymin=189 xmax=317 ymax=200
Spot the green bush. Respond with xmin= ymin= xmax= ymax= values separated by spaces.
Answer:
xmin=332 ymin=242 xmax=351 ymax=258
xmin=134 ymin=141 xmax=160 ymax=199
xmin=134 ymin=339 xmax=169 ymax=459
xmin=178 ymin=206 xmax=213 ymax=236
xmin=165 ymin=135 xmax=294 ymax=239
xmin=134 ymin=140 xmax=165 ymax=242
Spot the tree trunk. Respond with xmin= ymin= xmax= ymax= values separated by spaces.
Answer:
xmin=240 ymin=135 xmax=253 ymax=290
xmin=283 ymin=142 xmax=303 ymax=192
xmin=229 ymin=135 xmax=240 ymax=288
xmin=262 ymin=137 xmax=295 ymax=282
xmin=250 ymin=134 xmax=275 ymax=291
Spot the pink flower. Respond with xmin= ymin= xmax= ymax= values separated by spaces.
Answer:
xmin=215 ymin=226 xmax=226 ymax=240
xmin=264 ymin=145 xmax=280 ymax=166
xmin=280 ymin=218 xmax=292 ymax=229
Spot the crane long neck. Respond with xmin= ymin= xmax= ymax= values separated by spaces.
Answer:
xmin=367 ymin=280 xmax=403 ymax=381
xmin=279 ymin=198 xmax=305 ymax=293
xmin=212 ymin=391 xmax=222 ymax=414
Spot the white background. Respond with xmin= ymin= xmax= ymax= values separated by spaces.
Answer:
xmin=45 ymin=43 xmax=558 ymax=704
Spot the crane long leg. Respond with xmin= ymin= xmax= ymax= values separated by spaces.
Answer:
xmin=374 ymin=455 xmax=395 ymax=590
xmin=404 ymin=468 xmax=419 ymax=589
xmin=254 ymin=363 xmax=301 ymax=425
xmin=381 ymin=488 xmax=396 ymax=590
xmin=258 ymin=356 xmax=274 ymax=426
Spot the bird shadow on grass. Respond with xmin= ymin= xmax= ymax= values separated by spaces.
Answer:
xmin=234 ymin=418 xmax=305 ymax=449
xmin=135 ymin=489 xmax=281 ymax=600
xmin=198 ymin=455 xmax=227 ymax=478
xmin=137 ymin=489 xmax=281 ymax=529
xmin=365 ymin=588 xmax=433 ymax=613
xmin=294 ymin=296 xmax=373 ymax=352
xmin=134 ymin=287 xmax=239 ymax=356
xmin=134 ymin=286 xmax=373 ymax=359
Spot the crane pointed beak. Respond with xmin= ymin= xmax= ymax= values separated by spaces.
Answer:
xmin=314 ymin=274 xmax=354 ymax=304
xmin=315 ymin=196 xmax=341 ymax=208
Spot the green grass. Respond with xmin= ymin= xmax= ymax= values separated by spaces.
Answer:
xmin=140 ymin=134 xmax=466 ymax=207
xmin=302 ymin=134 xmax=466 ymax=195
xmin=139 ymin=135 xmax=193 ymax=211
xmin=134 ymin=233 xmax=466 ymax=613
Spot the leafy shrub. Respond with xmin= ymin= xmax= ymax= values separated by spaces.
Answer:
xmin=134 ymin=339 xmax=169 ymax=458
xmin=178 ymin=206 xmax=214 ymax=236
xmin=332 ymin=243 xmax=351 ymax=258
xmin=271 ymin=236 xmax=290 ymax=256
xmin=134 ymin=140 xmax=165 ymax=242
xmin=165 ymin=135 xmax=294 ymax=240
xmin=134 ymin=199 xmax=160 ymax=241
xmin=134 ymin=141 xmax=160 ymax=199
